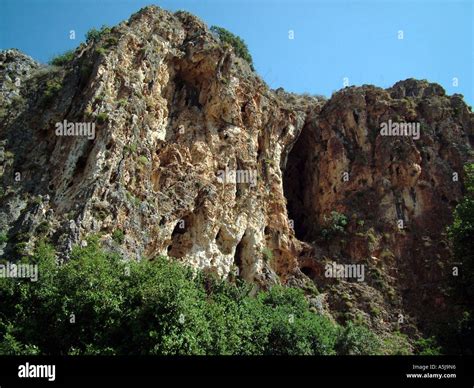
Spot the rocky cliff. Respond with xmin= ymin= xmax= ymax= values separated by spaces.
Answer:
xmin=1 ymin=6 xmax=472 ymax=344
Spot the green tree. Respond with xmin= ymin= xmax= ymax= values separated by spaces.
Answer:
xmin=320 ymin=211 xmax=348 ymax=239
xmin=336 ymin=322 xmax=383 ymax=355
xmin=0 ymin=236 xmax=390 ymax=355
xmin=49 ymin=50 xmax=75 ymax=66
xmin=210 ymin=26 xmax=254 ymax=71
xmin=85 ymin=25 xmax=111 ymax=44
xmin=447 ymin=163 xmax=474 ymax=354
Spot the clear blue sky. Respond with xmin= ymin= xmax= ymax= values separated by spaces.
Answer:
xmin=1 ymin=0 xmax=473 ymax=106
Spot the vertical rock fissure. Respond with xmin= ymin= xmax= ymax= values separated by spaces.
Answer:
xmin=282 ymin=122 xmax=317 ymax=243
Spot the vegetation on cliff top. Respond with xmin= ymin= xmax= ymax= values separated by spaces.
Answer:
xmin=210 ymin=25 xmax=254 ymax=71
xmin=49 ymin=49 xmax=75 ymax=67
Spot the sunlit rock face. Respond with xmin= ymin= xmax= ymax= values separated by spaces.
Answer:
xmin=0 ymin=7 xmax=318 ymax=287
xmin=0 ymin=5 xmax=472 ymax=337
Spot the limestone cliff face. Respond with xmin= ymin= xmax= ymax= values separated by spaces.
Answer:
xmin=284 ymin=81 xmax=473 ymax=332
xmin=0 ymin=6 xmax=472 ymax=338
xmin=0 ymin=7 xmax=316 ymax=287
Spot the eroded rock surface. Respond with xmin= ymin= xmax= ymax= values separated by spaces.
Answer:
xmin=284 ymin=81 xmax=473 ymax=333
xmin=0 ymin=5 xmax=472 ymax=341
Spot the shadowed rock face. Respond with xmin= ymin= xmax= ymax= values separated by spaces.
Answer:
xmin=0 ymin=5 xmax=472 ymax=339
xmin=284 ymin=82 xmax=473 ymax=332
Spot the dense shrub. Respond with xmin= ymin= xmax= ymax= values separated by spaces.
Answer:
xmin=49 ymin=50 xmax=75 ymax=66
xmin=446 ymin=163 xmax=474 ymax=354
xmin=85 ymin=25 xmax=111 ymax=44
xmin=112 ymin=229 xmax=125 ymax=244
xmin=96 ymin=112 xmax=108 ymax=124
xmin=413 ymin=336 xmax=442 ymax=355
xmin=0 ymin=237 xmax=389 ymax=355
xmin=210 ymin=26 xmax=254 ymax=71
xmin=336 ymin=322 xmax=383 ymax=355
xmin=320 ymin=211 xmax=348 ymax=239
xmin=41 ymin=78 xmax=62 ymax=106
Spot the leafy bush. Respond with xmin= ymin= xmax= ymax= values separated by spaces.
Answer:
xmin=137 ymin=155 xmax=149 ymax=166
xmin=95 ymin=47 xmax=107 ymax=56
xmin=414 ymin=336 xmax=442 ymax=355
xmin=49 ymin=50 xmax=75 ymax=66
xmin=124 ymin=143 xmax=137 ymax=155
xmin=446 ymin=163 xmax=474 ymax=354
xmin=85 ymin=25 xmax=111 ymax=44
xmin=41 ymin=79 xmax=62 ymax=106
xmin=210 ymin=26 xmax=254 ymax=70
xmin=112 ymin=229 xmax=125 ymax=245
xmin=448 ymin=163 xmax=474 ymax=294
xmin=0 ymin=237 xmax=387 ymax=355
xmin=262 ymin=247 xmax=273 ymax=262
xmin=104 ymin=36 xmax=119 ymax=48
xmin=382 ymin=331 xmax=412 ymax=355
xmin=336 ymin=322 xmax=383 ymax=355
xmin=96 ymin=112 xmax=108 ymax=124
xmin=320 ymin=211 xmax=348 ymax=239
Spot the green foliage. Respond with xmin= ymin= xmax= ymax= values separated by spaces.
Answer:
xmin=95 ymin=47 xmax=107 ymax=56
xmin=0 ymin=232 xmax=7 ymax=245
xmin=94 ymin=94 xmax=105 ymax=103
xmin=15 ymin=242 xmax=29 ymax=257
xmin=124 ymin=143 xmax=137 ymax=155
xmin=0 ymin=238 xmax=385 ymax=355
xmin=414 ymin=336 xmax=442 ymax=355
xmin=137 ymin=155 xmax=149 ymax=166
xmin=96 ymin=112 xmax=108 ymax=125
xmin=112 ymin=229 xmax=125 ymax=245
xmin=104 ymin=36 xmax=119 ymax=48
xmin=36 ymin=221 xmax=50 ymax=236
xmin=446 ymin=163 xmax=474 ymax=354
xmin=41 ymin=78 xmax=62 ymax=106
xmin=210 ymin=26 xmax=254 ymax=70
xmin=49 ymin=50 xmax=75 ymax=66
xmin=0 ymin=324 xmax=40 ymax=355
xmin=382 ymin=331 xmax=412 ymax=355
xmin=336 ymin=322 xmax=383 ymax=355
xmin=125 ymin=191 xmax=141 ymax=207
xmin=448 ymin=163 xmax=474 ymax=285
xmin=320 ymin=211 xmax=348 ymax=239
xmin=262 ymin=247 xmax=273 ymax=262
xmin=85 ymin=25 xmax=111 ymax=44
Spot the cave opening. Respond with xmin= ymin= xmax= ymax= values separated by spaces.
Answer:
xmin=282 ymin=123 xmax=315 ymax=243
xmin=300 ymin=266 xmax=318 ymax=282
xmin=233 ymin=234 xmax=245 ymax=277
xmin=168 ymin=215 xmax=193 ymax=258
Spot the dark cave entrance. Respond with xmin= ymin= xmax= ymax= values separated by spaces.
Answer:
xmin=233 ymin=229 xmax=251 ymax=278
xmin=282 ymin=123 xmax=315 ymax=243
xmin=300 ymin=266 xmax=317 ymax=281
xmin=168 ymin=214 xmax=193 ymax=258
